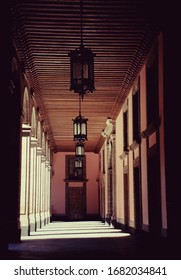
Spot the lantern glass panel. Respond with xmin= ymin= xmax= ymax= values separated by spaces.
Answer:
xmin=81 ymin=122 xmax=86 ymax=135
xmin=83 ymin=63 xmax=88 ymax=79
xmin=73 ymin=62 xmax=81 ymax=80
xmin=75 ymin=158 xmax=83 ymax=169
xmin=75 ymin=143 xmax=84 ymax=157
xmin=77 ymin=123 xmax=81 ymax=135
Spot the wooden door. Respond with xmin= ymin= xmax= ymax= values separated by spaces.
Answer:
xmin=67 ymin=187 xmax=86 ymax=220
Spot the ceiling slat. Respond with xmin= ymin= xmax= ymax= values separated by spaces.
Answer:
xmin=9 ymin=0 xmax=159 ymax=152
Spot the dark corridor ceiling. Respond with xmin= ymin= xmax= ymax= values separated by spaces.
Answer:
xmin=8 ymin=0 xmax=160 ymax=153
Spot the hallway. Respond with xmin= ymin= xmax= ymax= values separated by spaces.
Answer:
xmin=5 ymin=221 xmax=179 ymax=260
xmin=1 ymin=0 xmax=180 ymax=261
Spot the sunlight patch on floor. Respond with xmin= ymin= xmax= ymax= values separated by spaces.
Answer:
xmin=21 ymin=221 xmax=130 ymax=240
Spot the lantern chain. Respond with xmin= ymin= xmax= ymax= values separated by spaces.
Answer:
xmin=80 ymin=0 xmax=83 ymax=46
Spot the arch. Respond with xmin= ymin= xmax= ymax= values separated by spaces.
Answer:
xmin=22 ymin=87 xmax=30 ymax=124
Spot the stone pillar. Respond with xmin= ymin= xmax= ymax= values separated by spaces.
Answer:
xmin=47 ymin=164 xmax=51 ymax=223
xmin=29 ymin=137 xmax=38 ymax=232
xmin=20 ymin=124 xmax=31 ymax=236
xmin=110 ymin=134 xmax=116 ymax=227
xmin=140 ymin=66 xmax=149 ymax=231
xmin=44 ymin=156 xmax=51 ymax=225
xmin=98 ymin=149 xmax=106 ymax=222
xmin=101 ymin=117 xmax=115 ymax=226
xmin=40 ymin=155 xmax=46 ymax=227
xmin=98 ymin=174 xmax=105 ymax=221
xmin=106 ymin=140 xmax=112 ymax=225
xmin=103 ymin=142 xmax=109 ymax=225
xmin=44 ymin=160 xmax=49 ymax=225
xmin=35 ymin=147 xmax=42 ymax=229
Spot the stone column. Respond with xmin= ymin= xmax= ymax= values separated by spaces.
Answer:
xmin=140 ymin=66 xmax=149 ymax=231
xmin=20 ymin=124 xmax=31 ymax=236
xmin=106 ymin=140 xmax=112 ymax=225
xmin=47 ymin=147 xmax=51 ymax=224
xmin=35 ymin=147 xmax=42 ymax=229
xmin=110 ymin=134 xmax=116 ymax=227
xmin=40 ymin=154 xmax=46 ymax=227
xmin=101 ymin=117 xmax=115 ymax=226
xmin=103 ymin=142 xmax=109 ymax=225
xmin=47 ymin=164 xmax=51 ymax=223
xmin=44 ymin=159 xmax=49 ymax=225
xmin=29 ymin=137 xmax=38 ymax=232
xmin=98 ymin=174 xmax=105 ymax=221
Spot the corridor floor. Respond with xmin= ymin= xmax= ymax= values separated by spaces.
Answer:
xmin=4 ymin=221 xmax=180 ymax=260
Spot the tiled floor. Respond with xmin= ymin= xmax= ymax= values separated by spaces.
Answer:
xmin=3 ymin=221 xmax=180 ymax=260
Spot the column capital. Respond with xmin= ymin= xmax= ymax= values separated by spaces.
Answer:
xmin=31 ymin=137 xmax=38 ymax=147
xmin=41 ymin=155 xmax=46 ymax=162
xmin=45 ymin=160 xmax=50 ymax=167
xmin=22 ymin=124 xmax=31 ymax=136
xmin=37 ymin=147 xmax=42 ymax=156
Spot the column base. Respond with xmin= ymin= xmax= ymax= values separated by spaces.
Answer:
xmin=21 ymin=226 xmax=29 ymax=236
xmin=29 ymin=223 xmax=35 ymax=232
xmin=105 ymin=214 xmax=111 ymax=226
xmin=35 ymin=213 xmax=41 ymax=230
xmin=46 ymin=211 xmax=51 ymax=224
xmin=110 ymin=215 xmax=116 ymax=228
xmin=20 ymin=214 xmax=30 ymax=236
xmin=29 ymin=213 xmax=36 ymax=233
xmin=40 ymin=212 xmax=45 ymax=228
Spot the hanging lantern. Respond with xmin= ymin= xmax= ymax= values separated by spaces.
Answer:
xmin=73 ymin=113 xmax=88 ymax=141
xmin=75 ymin=141 xmax=85 ymax=157
xmin=69 ymin=44 xmax=95 ymax=99
xmin=68 ymin=0 xmax=95 ymax=99
xmin=70 ymin=0 xmax=92 ymax=158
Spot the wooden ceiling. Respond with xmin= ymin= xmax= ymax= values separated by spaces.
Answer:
xmin=9 ymin=0 xmax=160 ymax=153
